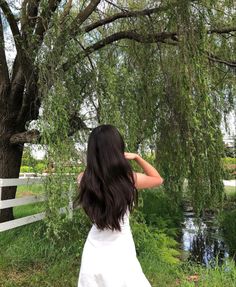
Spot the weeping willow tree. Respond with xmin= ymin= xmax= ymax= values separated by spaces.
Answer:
xmin=34 ymin=0 xmax=236 ymax=233
xmin=0 ymin=1 xmax=235 ymax=228
xmin=85 ymin=0 xmax=236 ymax=214
xmin=0 ymin=0 xmax=172 ymax=223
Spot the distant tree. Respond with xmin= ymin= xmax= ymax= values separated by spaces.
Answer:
xmin=21 ymin=146 xmax=37 ymax=167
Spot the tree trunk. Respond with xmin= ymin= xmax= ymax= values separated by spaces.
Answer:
xmin=0 ymin=84 xmax=24 ymax=222
xmin=0 ymin=138 xmax=23 ymax=222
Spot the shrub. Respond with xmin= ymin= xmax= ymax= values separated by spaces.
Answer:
xmin=140 ymin=188 xmax=183 ymax=238
xmin=20 ymin=166 xmax=34 ymax=173
xmin=222 ymin=158 xmax=236 ymax=179
xmin=222 ymin=158 xmax=236 ymax=165
xmin=34 ymin=163 xmax=47 ymax=173
xmin=219 ymin=210 xmax=236 ymax=257
xmin=131 ymin=210 xmax=180 ymax=265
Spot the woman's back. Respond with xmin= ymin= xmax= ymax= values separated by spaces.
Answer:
xmin=76 ymin=125 xmax=163 ymax=287
xmin=88 ymin=209 xmax=131 ymax=245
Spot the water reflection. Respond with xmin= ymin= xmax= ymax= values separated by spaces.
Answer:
xmin=182 ymin=211 xmax=229 ymax=266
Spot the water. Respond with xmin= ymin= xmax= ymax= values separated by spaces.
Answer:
xmin=181 ymin=209 xmax=230 ymax=267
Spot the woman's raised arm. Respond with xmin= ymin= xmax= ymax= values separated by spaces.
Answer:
xmin=124 ymin=152 xmax=164 ymax=189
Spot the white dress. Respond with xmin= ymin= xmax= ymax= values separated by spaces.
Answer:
xmin=77 ymin=209 xmax=152 ymax=287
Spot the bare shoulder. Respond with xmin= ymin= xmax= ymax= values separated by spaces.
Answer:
xmin=77 ymin=171 xmax=84 ymax=184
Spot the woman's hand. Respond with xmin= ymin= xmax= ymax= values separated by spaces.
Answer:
xmin=124 ymin=152 xmax=138 ymax=160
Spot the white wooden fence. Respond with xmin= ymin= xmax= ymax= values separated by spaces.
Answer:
xmin=0 ymin=176 xmax=73 ymax=232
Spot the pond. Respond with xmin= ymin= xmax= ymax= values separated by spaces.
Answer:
xmin=181 ymin=209 xmax=231 ymax=267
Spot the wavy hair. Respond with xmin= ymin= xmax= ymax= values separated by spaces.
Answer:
xmin=75 ymin=124 xmax=138 ymax=231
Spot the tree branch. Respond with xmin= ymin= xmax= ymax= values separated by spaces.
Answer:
xmin=207 ymin=53 xmax=236 ymax=68
xmin=20 ymin=0 xmax=28 ymax=30
xmin=62 ymin=24 xmax=236 ymax=72
xmin=10 ymin=114 xmax=90 ymax=144
xmin=68 ymin=113 xmax=91 ymax=136
xmin=34 ymin=0 xmax=61 ymax=45
xmin=66 ymin=0 xmax=101 ymax=38
xmin=16 ymin=71 xmax=40 ymax=125
xmin=60 ymin=0 xmax=73 ymax=25
xmin=10 ymin=129 xmax=41 ymax=144
xmin=73 ymin=0 xmax=101 ymax=27
xmin=105 ymin=0 xmax=128 ymax=12
xmin=84 ymin=6 xmax=170 ymax=33
xmin=62 ymin=30 xmax=177 ymax=71
xmin=209 ymin=27 xmax=236 ymax=34
xmin=86 ymin=30 xmax=178 ymax=49
xmin=0 ymin=12 xmax=9 ymax=83
xmin=20 ymin=0 xmax=40 ymax=33
xmin=0 ymin=0 xmax=23 ymax=55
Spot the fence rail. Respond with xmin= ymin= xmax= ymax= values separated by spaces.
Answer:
xmin=0 ymin=176 xmax=73 ymax=232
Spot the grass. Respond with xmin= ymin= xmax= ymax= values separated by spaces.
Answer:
xmin=14 ymin=184 xmax=45 ymax=218
xmin=0 ymin=209 xmax=90 ymax=287
xmin=0 ymin=185 xmax=235 ymax=286
xmin=16 ymin=184 xmax=44 ymax=195
xmin=14 ymin=202 xmax=45 ymax=218
xmin=224 ymin=186 xmax=236 ymax=198
xmin=0 ymin=216 xmax=235 ymax=287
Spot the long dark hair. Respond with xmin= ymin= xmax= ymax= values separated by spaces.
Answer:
xmin=75 ymin=124 xmax=138 ymax=231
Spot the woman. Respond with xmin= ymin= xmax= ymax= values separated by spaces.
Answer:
xmin=75 ymin=124 xmax=163 ymax=287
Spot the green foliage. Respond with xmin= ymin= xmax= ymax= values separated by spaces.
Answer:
xmin=34 ymin=163 xmax=47 ymax=173
xmin=21 ymin=147 xmax=38 ymax=167
xmin=223 ymin=165 xmax=236 ymax=180
xmin=20 ymin=166 xmax=35 ymax=173
xmin=224 ymin=146 xmax=235 ymax=158
xmin=222 ymin=158 xmax=236 ymax=179
xmin=21 ymin=146 xmax=47 ymax=173
xmin=219 ymin=210 xmax=236 ymax=257
xmin=155 ymin=1 xmax=227 ymax=213
xmin=223 ymin=158 xmax=236 ymax=165
xmin=20 ymin=163 xmax=47 ymax=174
xmin=140 ymin=188 xmax=183 ymax=238
xmin=180 ymin=260 xmax=236 ymax=287
xmin=131 ymin=210 xmax=180 ymax=265
xmin=93 ymin=0 xmax=234 ymax=214
xmin=42 ymin=172 xmax=76 ymax=238
xmin=35 ymin=13 xmax=95 ymax=236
